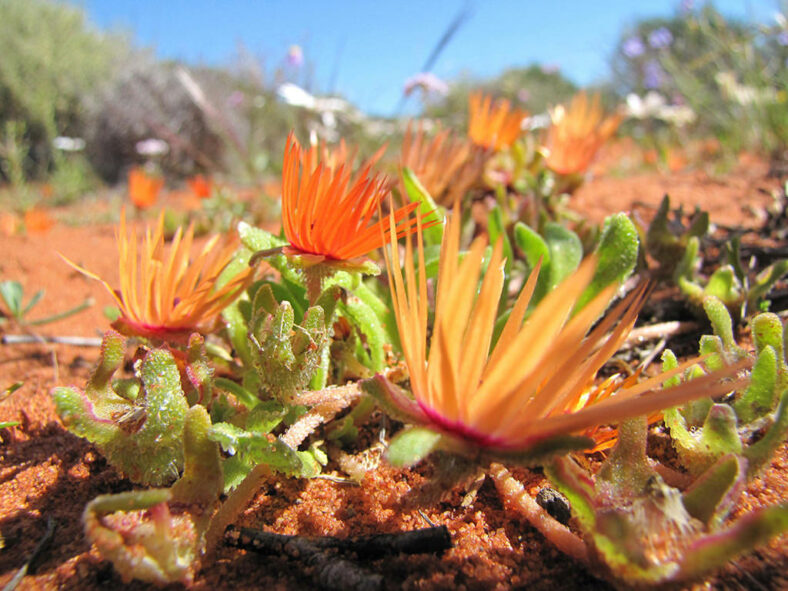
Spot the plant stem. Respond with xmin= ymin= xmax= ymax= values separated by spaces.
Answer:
xmin=490 ymin=462 xmax=588 ymax=563
xmin=203 ymin=462 xmax=273 ymax=557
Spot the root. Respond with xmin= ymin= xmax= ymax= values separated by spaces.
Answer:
xmin=490 ymin=463 xmax=588 ymax=563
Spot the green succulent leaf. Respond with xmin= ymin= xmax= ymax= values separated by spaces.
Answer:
xmin=703 ymin=295 xmax=739 ymax=353
xmin=743 ymin=390 xmax=788 ymax=478
xmin=252 ymin=300 xmax=326 ymax=402
xmin=660 ymin=349 xmax=681 ymax=388
xmin=576 ymin=213 xmax=638 ymax=311
xmin=513 ymin=221 xmax=550 ymax=271
xmin=170 ymin=406 xmax=223 ymax=506
xmin=751 ymin=313 xmax=785 ymax=360
xmin=237 ymin=221 xmax=302 ymax=285
xmin=52 ymin=333 xmax=188 ymax=486
xmin=677 ymin=503 xmax=788 ymax=580
xmin=488 ymin=206 xmax=513 ymax=275
xmin=339 ymin=291 xmax=388 ymax=372
xmin=544 ymin=455 xmax=597 ymax=531
xmin=704 ymin=266 xmax=741 ymax=307
xmin=401 ymin=166 xmax=444 ymax=247
xmin=734 ymin=345 xmax=778 ymax=423
xmin=208 ymin=422 xmax=304 ymax=488
xmin=675 ymin=236 xmax=701 ymax=282
xmin=748 ymin=260 xmax=788 ymax=312
xmin=597 ymin=418 xmax=653 ymax=502
xmin=83 ymin=488 xmax=200 ymax=586
xmin=0 ymin=280 xmax=23 ymax=318
xmin=543 ymin=222 xmax=583 ymax=291
xmin=682 ymin=454 xmax=746 ymax=528
xmin=386 ymin=426 xmax=443 ymax=468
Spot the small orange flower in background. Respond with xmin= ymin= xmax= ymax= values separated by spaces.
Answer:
xmin=376 ymin=205 xmax=746 ymax=457
xmin=666 ymin=148 xmax=688 ymax=172
xmin=400 ymin=122 xmax=484 ymax=205
xmin=0 ymin=212 xmax=19 ymax=236
xmin=24 ymin=208 xmax=55 ymax=233
xmin=543 ymin=91 xmax=623 ymax=176
xmin=128 ymin=167 xmax=164 ymax=209
xmin=280 ymin=131 xmax=425 ymax=266
xmin=63 ymin=210 xmax=252 ymax=342
xmin=468 ymin=91 xmax=527 ymax=151
xmin=187 ymin=174 xmax=213 ymax=199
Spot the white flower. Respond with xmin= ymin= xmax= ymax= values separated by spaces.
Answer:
xmin=135 ymin=138 xmax=169 ymax=156
xmin=625 ymin=92 xmax=667 ymax=119
xmin=53 ymin=136 xmax=86 ymax=152
xmin=715 ymin=72 xmax=777 ymax=106
xmin=277 ymin=83 xmax=316 ymax=109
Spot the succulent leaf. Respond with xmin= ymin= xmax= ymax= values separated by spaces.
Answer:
xmin=52 ymin=332 xmax=188 ymax=486
xmin=576 ymin=213 xmax=639 ymax=311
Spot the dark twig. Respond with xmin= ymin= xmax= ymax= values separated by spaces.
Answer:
xmin=227 ymin=526 xmax=385 ymax=591
xmin=225 ymin=524 xmax=452 ymax=560
xmin=225 ymin=524 xmax=452 ymax=591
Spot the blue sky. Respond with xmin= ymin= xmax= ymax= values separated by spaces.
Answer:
xmin=74 ymin=0 xmax=776 ymax=115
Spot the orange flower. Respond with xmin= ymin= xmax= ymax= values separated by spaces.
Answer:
xmin=128 ymin=167 xmax=164 ymax=209
xmin=400 ymin=122 xmax=485 ymax=205
xmin=377 ymin=206 xmax=747 ymax=456
xmin=468 ymin=91 xmax=526 ymax=151
xmin=666 ymin=148 xmax=688 ymax=172
xmin=543 ymin=92 xmax=623 ymax=176
xmin=281 ymin=131 xmax=424 ymax=265
xmin=0 ymin=213 xmax=18 ymax=236
xmin=187 ymin=174 xmax=213 ymax=199
xmin=63 ymin=210 xmax=252 ymax=342
xmin=24 ymin=208 xmax=54 ymax=233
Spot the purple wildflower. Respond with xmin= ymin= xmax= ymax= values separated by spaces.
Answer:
xmin=648 ymin=27 xmax=673 ymax=49
xmin=403 ymin=72 xmax=449 ymax=97
xmin=227 ymin=90 xmax=245 ymax=108
xmin=286 ymin=45 xmax=304 ymax=68
xmin=622 ymin=36 xmax=645 ymax=58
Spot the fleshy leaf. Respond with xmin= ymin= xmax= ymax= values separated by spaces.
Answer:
xmin=83 ymin=489 xmax=199 ymax=586
xmin=734 ymin=345 xmax=778 ymax=423
xmin=682 ymin=454 xmax=747 ymax=528
xmin=513 ymin=221 xmax=550 ymax=271
xmin=703 ymin=295 xmax=741 ymax=355
xmin=386 ymin=426 xmax=443 ymax=468
xmin=543 ymin=222 xmax=583 ymax=292
xmin=208 ymin=422 xmax=304 ymax=488
xmin=401 ymin=166 xmax=444 ymax=247
xmin=251 ymin=300 xmax=326 ymax=402
xmin=52 ymin=332 xmax=188 ymax=486
xmin=677 ymin=503 xmax=788 ymax=580
xmin=597 ymin=418 xmax=652 ymax=503
xmin=171 ymin=405 xmax=223 ymax=506
xmin=576 ymin=213 xmax=638 ymax=311
xmin=743 ymin=390 xmax=788 ymax=478
xmin=488 ymin=206 xmax=513 ymax=275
